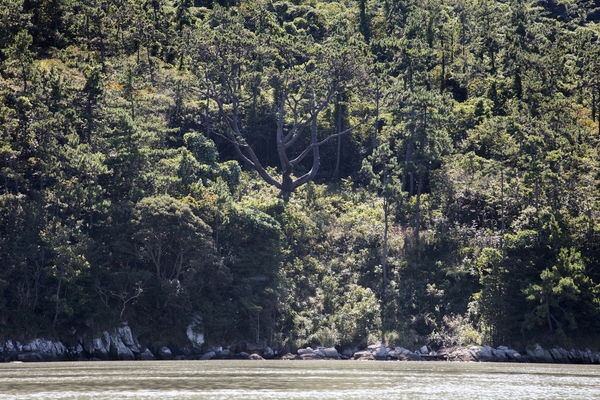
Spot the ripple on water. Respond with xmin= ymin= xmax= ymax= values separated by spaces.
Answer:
xmin=0 ymin=360 xmax=599 ymax=399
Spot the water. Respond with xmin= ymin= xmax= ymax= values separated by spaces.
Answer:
xmin=0 ymin=360 xmax=599 ymax=399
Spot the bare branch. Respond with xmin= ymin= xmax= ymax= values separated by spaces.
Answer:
xmin=290 ymin=114 xmax=369 ymax=166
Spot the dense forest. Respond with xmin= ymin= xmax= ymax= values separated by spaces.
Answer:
xmin=1 ymin=0 xmax=600 ymax=352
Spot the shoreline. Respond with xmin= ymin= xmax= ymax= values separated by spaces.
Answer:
xmin=2 ymin=332 xmax=599 ymax=364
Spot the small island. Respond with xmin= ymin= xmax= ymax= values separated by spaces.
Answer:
xmin=1 ymin=0 xmax=600 ymax=361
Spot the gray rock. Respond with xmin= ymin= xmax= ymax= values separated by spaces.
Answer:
xmin=342 ymin=349 xmax=354 ymax=358
xmin=506 ymin=349 xmax=521 ymax=361
xmin=493 ymin=348 xmax=508 ymax=361
xmin=18 ymin=352 xmax=43 ymax=362
xmin=354 ymin=350 xmax=375 ymax=360
xmin=375 ymin=345 xmax=388 ymax=360
xmin=262 ymin=346 xmax=275 ymax=359
xmin=92 ymin=337 xmax=109 ymax=359
xmin=22 ymin=339 xmax=67 ymax=361
xmin=315 ymin=347 xmax=327 ymax=358
xmin=475 ymin=346 xmax=494 ymax=361
xmin=239 ymin=352 xmax=250 ymax=359
xmin=158 ymin=346 xmax=173 ymax=360
xmin=323 ymin=347 xmax=339 ymax=359
xmin=395 ymin=347 xmax=410 ymax=356
xmin=70 ymin=343 xmax=86 ymax=360
xmin=117 ymin=326 xmax=139 ymax=355
xmin=528 ymin=344 xmax=553 ymax=363
xmin=557 ymin=348 xmax=571 ymax=363
xmin=246 ymin=343 xmax=264 ymax=354
xmin=420 ymin=345 xmax=429 ymax=355
xmin=4 ymin=340 xmax=21 ymax=356
xmin=140 ymin=348 xmax=156 ymax=360
xmin=583 ymin=349 xmax=593 ymax=364
xmin=200 ymin=351 xmax=216 ymax=360
xmin=446 ymin=347 xmax=476 ymax=362
xmin=218 ymin=349 xmax=231 ymax=359
xmin=297 ymin=347 xmax=315 ymax=355
xmin=110 ymin=333 xmax=135 ymax=360
xmin=102 ymin=331 xmax=111 ymax=351
xmin=549 ymin=348 xmax=565 ymax=363
xmin=248 ymin=353 xmax=264 ymax=360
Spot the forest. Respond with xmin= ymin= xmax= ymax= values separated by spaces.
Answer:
xmin=1 ymin=0 xmax=600 ymax=353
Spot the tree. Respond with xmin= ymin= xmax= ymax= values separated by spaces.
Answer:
xmin=131 ymin=195 xmax=214 ymax=283
xmin=6 ymin=30 xmax=34 ymax=92
xmin=193 ymin=6 xmax=368 ymax=192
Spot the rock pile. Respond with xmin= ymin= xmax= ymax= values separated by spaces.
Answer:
xmin=2 ymin=334 xmax=600 ymax=364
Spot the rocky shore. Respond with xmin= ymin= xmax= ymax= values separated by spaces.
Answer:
xmin=2 ymin=329 xmax=599 ymax=364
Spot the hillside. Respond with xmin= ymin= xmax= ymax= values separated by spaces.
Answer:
xmin=1 ymin=0 xmax=600 ymax=352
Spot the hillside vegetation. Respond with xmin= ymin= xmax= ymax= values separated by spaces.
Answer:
xmin=1 ymin=0 xmax=600 ymax=351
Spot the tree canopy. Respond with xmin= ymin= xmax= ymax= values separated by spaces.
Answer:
xmin=1 ymin=0 xmax=600 ymax=351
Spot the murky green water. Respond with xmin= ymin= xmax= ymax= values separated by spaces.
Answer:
xmin=0 ymin=360 xmax=598 ymax=399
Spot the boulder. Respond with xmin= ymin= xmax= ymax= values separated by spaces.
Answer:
xmin=69 ymin=343 xmax=87 ymax=360
xmin=4 ymin=340 xmax=21 ymax=359
xmin=354 ymin=350 xmax=375 ymax=361
xmin=323 ymin=347 xmax=339 ymax=359
xmin=506 ymin=349 xmax=522 ymax=361
xmin=18 ymin=352 xmax=43 ymax=362
xmin=281 ymin=353 xmax=299 ymax=360
xmin=584 ymin=349 xmax=594 ymax=364
xmin=375 ymin=345 xmax=388 ymax=360
xmin=262 ymin=347 xmax=275 ymax=359
xmin=91 ymin=337 xmax=110 ymax=359
xmin=314 ymin=347 xmax=327 ymax=358
xmin=298 ymin=348 xmax=323 ymax=360
xmin=140 ymin=348 xmax=156 ymax=360
xmin=297 ymin=348 xmax=315 ymax=356
xmin=200 ymin=351 xmax=216 ymax=360
xmin=475 ymin=346 xmax=494 ymax=362
xmin=118 ymin=326 xmax=136 ymax=348
xmin=22 ymin=339 xmax=67 ymax=361
xmin=420 ymin=345 xmax=429 ymax=355
xmin=109 ymin=333 xmax=135 ymax=360
xmin=493 ymin=348 xmax=508 ymax=361
xmin=158 ymin=346 xmax=173 ymax=360
xmin=445 ymin=347 xmax=476 ymax=362
xmin=248 ymin=353 xmax=264 ymax=360
xmin=527 ymin=344 xmax=553 ymax=363
xmin=300 ymin=353 xmax=322 ymax=360
xmin=239 ymin=352 xmax=250 ymax=359
xmin=246 ymin=343 xmax=264 ymax=354
xmin=218 ymin=349 xmax=232 ymax=359
xmin=549 ymin=348 xmax=566 ymax=363
xmin=117 ymin=326 xmax=139 ymax=356
xmin=342 ymin=348 xmax=358 ymax=358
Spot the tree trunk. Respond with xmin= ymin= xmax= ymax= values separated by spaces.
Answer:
xmin=382 ymin=198 xmax=389 ymax=287
xmin=415 ymin=167 xmax=424 ymax=242
xmin=545 ymin=293 xmax=553 ymax=334
xmin=500 ymin=168 xmax=505 ymax=249
xmin=53 ymin=279 xmax=62 ymax=326
xmin=334 ymin=100 xmax=342 ymax=180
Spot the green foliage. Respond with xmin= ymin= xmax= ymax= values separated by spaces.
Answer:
xmin=1 ymin=0 xmax=600 ymax=351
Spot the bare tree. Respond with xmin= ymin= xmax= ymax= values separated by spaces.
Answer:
xmin=194 ymin=10 xmax=368 ymax=192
